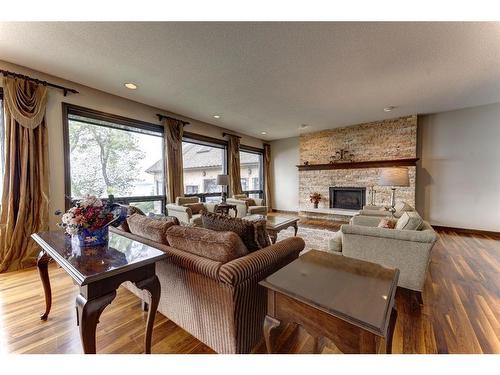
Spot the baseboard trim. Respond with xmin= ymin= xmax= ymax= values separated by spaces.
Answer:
xmin=272 ymin=209 xmax=299 ymax=215
xmin=432 ymin=225 xmax=500 ymax=237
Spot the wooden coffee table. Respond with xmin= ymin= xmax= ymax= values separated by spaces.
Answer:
xmin=31 ymin=230 xmax=167 ymax=354
xmin=245 ymin=215 xmax=299 ymax=244
xmin=259 ymin=250 xmax=399 ymax=354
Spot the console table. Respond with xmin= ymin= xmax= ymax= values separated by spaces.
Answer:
xmin=31 ymin=230 xmax=167 ymax=354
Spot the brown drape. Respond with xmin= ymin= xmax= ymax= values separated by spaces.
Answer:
xmin=0 ymin=77 xmax=49 ymax=272
xmin=163 ymin=117 xmax=184 ymax=203
xmin=227 ymin=134 xmax=242 ymax=196
xmin=263 ymin=143 xmax=273 ymax=212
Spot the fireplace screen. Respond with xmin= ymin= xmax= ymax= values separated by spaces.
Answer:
xmin=329 ymin=187 xmax=366 ymax=210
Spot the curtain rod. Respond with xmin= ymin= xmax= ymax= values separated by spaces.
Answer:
xmin=156 ymin=114 xmax=190 ymax=125
xmin=222 ymin=132 xmax=241 ymax=139
xmin=0 ymin=69 xmax=79 ymax=96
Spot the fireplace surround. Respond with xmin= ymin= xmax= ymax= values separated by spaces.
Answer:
xmin=329 ymin=187 xmax=366 ymax=210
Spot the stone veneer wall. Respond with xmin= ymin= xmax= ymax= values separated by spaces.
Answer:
xmin=299 ymin=116 xmax=417 ymax=213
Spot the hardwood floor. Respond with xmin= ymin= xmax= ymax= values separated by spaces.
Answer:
xmin=0 ymin=223 xmax=498 ymax=354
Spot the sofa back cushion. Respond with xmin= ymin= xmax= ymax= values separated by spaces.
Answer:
xmin=201 ymin=212 xmax=269 ymax=251
xmin=118 ymin=205 xmax=146 ymax=232
xmin=395 ymin=211 xmax=424 ymax=231
xmin=166 ymin=225 xmax=249 ymax=263
xmin=175 ymin=196 xmax=200 ymax=206
xmin=127 ymin=214 xmax=177 ymax=244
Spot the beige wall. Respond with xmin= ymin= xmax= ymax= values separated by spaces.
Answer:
xmin=417 ymin=102 xmax=500 ymax=232
xmin=0 ymin=60 xmax=263 ymax=229
xmin=270 ymin=137 xmax=300 ymax=211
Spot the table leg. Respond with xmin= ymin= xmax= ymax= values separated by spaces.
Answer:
xmin=135 ymin=275 xmax=161 ymax=354
xmin=385 ymin=307 xmax=398 ymax=354
xmin=268 ymin=230 xmax=278 ymax=244
xmin=76 ymin=291 xmax=116 ymax=354
xmin=37 ymin=250 xmax=52 ymax=321
xmin=293 ymin=222 xmax=298 ymax=236
xmin=263 ymin=315 xmax=281 ymax=353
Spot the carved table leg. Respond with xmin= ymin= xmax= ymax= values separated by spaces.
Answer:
xmin=76 ymin=291 xmax=116 ymax=354
xmin=263 ymin=315 xmax=281 ymax=353
xmin=37 ymin=250 xmax=52 ymax=321
xmin=268 ymin=231 xmax=278 ymax=244
xmin=135 ymin=275 xmax=161 ymax=354
xmin=293 ymin=222 xmax=298 ymax=236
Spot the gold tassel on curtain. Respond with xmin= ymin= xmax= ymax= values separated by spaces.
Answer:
xmin=163 ymin=117 xmax=185 ymax=203
xmin=263 ymin=143 xmax=273 ymax=212
xmin=0 ymin=77 xmax=49 ymax=272
xmin=227 ymin=134 xmax=243 ymax=197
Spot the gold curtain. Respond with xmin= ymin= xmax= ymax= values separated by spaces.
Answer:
xmin=263 ymin=143 xmax=273 ymax=212
xmin=0 ymin=77 xmax=49 ymax=272
xmin=227 ymin=134 xmax=242 ymax=196
xmin=163 ymin=117 xmax=184 ymax=203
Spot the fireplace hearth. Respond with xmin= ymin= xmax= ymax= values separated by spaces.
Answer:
xmin=329 ymin=187 xmax=366 ymax=210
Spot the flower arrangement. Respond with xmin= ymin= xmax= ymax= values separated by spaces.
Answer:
xmin=59 ymin=195 xmax=126 ymax=247
xmin=309 ymin=192 xmax=322 ymax=208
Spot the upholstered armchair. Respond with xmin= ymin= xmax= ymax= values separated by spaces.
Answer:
xmin=331 ymin=212 xmax=437 ymax=306
xmin=166 ymin=197 xmax=215 ymax=226
xmin=226 ymin=194 xmax=268 ymax=218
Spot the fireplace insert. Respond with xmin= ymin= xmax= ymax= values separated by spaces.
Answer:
xmin=329 ymin=187 xmax=366 ymax=210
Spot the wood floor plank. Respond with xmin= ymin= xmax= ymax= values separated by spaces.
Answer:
xmin=0 ymin=222 xmax=498 ymax=354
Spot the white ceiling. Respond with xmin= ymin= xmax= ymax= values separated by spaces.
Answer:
xmin=0 ymin=22 xmax=499 ymax=140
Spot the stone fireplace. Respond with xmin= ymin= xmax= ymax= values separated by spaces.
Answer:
xmin=329 ymin=187 xmax=366 ymax=210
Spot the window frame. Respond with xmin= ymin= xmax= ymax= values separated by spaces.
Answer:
xmin=62 ymin=103 xmax=167 ymax=213
xmin=239 ymin=144 xmax=265 ymax=199
xmin=182 ymin=132 xmax=229 ymax=203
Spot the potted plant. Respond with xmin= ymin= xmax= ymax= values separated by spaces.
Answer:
xmin=309 ymin=192 xmax=322 ymax=209
xmin=59 ymin=195 xmax=127 ymax=247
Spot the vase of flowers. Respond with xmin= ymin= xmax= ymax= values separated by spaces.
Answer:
xmin=309 ymin=192 xmax=322 ymax=209
xmin=60 ymin=195 xmax=127 ymax=247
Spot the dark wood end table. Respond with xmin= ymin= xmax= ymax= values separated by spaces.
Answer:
xmin=31 ymin=230 xmax=167 ymax=354
xmin=259 ymin=250 xmax=399 ymax=354
xmin=245 ymin=215 xmax=299 ymax=244
xmin=214 ymin=203 xmax=238 ymax=217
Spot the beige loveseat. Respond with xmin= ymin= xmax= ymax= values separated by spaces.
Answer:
xmin=329 ymin=212 xmax=437 ymax=305
xmin=226 ymin=194 xmax=268 ymax=218
xmin=358 ymin=201 xmax=415 ymax=219
xmin=112 ymin=214 xmax=304 ymax=353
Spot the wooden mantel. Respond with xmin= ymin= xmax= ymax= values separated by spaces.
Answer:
xmin=297 ymin=158 xmax=419 ymax=171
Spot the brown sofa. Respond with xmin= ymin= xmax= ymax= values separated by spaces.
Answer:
xmin=110 ymin=217 xmax=304 ymax=354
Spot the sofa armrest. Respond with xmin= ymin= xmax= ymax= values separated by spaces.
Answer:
xmin=341 ymin=224 xmax=437 ymax=243
xmin=350 ymin=215 xmax=382 ymax=227
xmin=166 ymin=204 xmax=192 ymax=223
xmin=253 ymin=198 xmax=264 ymax=206
xmin=165 ymin=246 xmax=222 ymax=281
xmin=218 ymin=237 xmax=305 ymax=286
xmin=358 ymin=209 xmax=389 ymax=217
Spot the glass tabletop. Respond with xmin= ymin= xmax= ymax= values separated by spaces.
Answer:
xmin=32 ymin=231 xmax=167 ymax=285
xmin=244 ymin=214 xmax=299 ymax=229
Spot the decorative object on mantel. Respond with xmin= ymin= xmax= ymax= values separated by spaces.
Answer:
xmin=58 ymin=195 xmax=127 ymax=247
xmin=297 ymin=158 xmax=418 ymax=171
xmin=303 ymin=161 xmax=309 ymax=166
xmin=378 ymin=167 xmax=410 ymax=217
xmin=309 ymin=192 xmax=322 ymax=209
xmin=330 ymin=149 xmax=353 ymax=163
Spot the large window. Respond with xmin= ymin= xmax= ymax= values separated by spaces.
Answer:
xmin=0 ymin=90 xmax=3 ymax=200
xmin=64 ymin=104 xmax=165 ymax=214
xmin=182 ymin=135 xmax=227 ymax=203
xmin=240 ymin=147 xmax=264 ymax=198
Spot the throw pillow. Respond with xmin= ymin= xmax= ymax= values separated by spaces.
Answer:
xmin=378 ymin=217 xmax=397 ymax=229
xmin=166 ymin=225 xmax=248 ymax=263
xmin=201 ymin=212 xmax=268 ymax=251
xmin=241 ymin=198 xmax=257 ymax=207
xmin=395 ymin=211 xmax=424 ymax=231
xmin=127 ymin=213 xmax=177 ymax=244
xmin=183 ymin=202 xmax=206 ymax=215
xmin=394 ymin=201 xmax=414 ymax=213
xmin=118 ymin=205 xmax=146 ymax=232
xmin=148 ymin=213 xmax=180 ymax=225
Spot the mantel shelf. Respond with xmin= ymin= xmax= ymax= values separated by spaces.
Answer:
xmin=297 ymin=158 xmax=419 ymax=171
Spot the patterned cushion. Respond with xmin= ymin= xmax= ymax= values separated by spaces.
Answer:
xmin=394 ymin=201 xmax=414 ymax=213
xmin=148 ymin=213 xmax=180 ymax=225
xmin=118 ymin=205 xmax=146 ymax=232
xmin=183 ymin=202 xmax=206 ymax=215
xmin=395 ymin=211 xmax=424 ymax=231
xmin=201 ymin=212 xmax=268 ymax=251
xmin=378 ymin=217 xmax=397 ymax=229
xmin=166 ymin=225 xmax=248 ymax=263
xmin=241 ymin=198 xmax=257 ymax=207
xmin=127 ymin=213 xmax=177 ymax=244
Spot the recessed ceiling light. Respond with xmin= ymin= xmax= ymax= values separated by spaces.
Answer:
xmin=384 ymin=106 xmax=396 ymax=112
xmin=213 ymin=115 xmax=221 ymax=119
xmin=261 ymin=131 xmax=267 ymax=135
xmin=124 ymin=82 xmax=137 ymax=90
